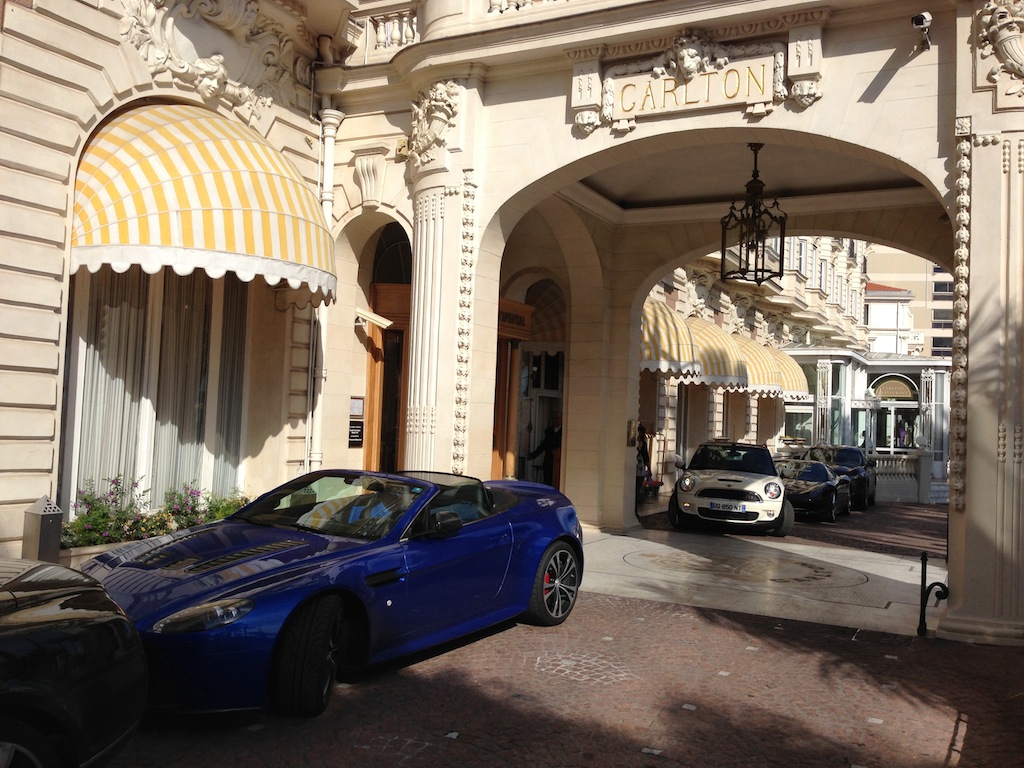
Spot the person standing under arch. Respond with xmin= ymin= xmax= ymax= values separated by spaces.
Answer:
xmin=635 ymin=423 xmax=651 ymax=517
xmin=528 ymin=414 xmax=562 ymax=488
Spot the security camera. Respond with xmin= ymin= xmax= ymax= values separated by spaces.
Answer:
xmin=911 ymin=12 xmax=932 ymax=49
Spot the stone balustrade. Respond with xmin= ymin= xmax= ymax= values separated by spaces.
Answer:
xmin=872 ymin=451 xmax=936 ymax=504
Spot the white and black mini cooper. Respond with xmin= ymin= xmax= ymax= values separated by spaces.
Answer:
xmin=668 ymin=441 xmax=793 ymax=537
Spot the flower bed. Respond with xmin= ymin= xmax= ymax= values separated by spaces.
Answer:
xmin=61 ymin=476 xmax=249 ymax=550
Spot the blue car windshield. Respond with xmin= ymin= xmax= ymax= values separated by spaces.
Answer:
xmin=797 ymin=463 xmax=830 ymax=482
xmin=834 ymin=448 xmax=864 ymax=466
xmin=233 ymin=472 xmax=428 ymax=541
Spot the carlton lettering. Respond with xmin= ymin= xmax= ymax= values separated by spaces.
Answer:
xmin=612 ymin=56 xmax=774 ymax=121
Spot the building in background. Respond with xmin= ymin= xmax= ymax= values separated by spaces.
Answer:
xmin=866 ymin=245 xmax=955 ymax=359
xmin=865 ymin=282 xmax=918 ymax=355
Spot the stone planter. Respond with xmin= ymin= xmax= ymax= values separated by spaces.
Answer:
xmin=59 ymin=542 xmax=121 ymax=570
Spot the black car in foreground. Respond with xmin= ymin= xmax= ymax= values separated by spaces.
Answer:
xmin=802 ymin=444 xmax=877 ymax=509
xmin=0 ymin=557 xmax=147 ymax=768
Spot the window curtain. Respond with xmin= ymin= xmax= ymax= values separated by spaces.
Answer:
xmin=75 ymin=269 xmax=244 ymax=506
xmin=150 ymin=273 xmax=211 ymax=502
xmin=213 ymin=277 xmax=247 ymax=495
xmin=77 ymin=269 xmax=148 ymax=488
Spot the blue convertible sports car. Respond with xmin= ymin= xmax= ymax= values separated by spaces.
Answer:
xmin=82 ymin=470 xmax=583 ymax=718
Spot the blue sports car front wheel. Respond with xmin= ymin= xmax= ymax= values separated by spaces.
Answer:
xmin=525 ymin=541 xmax=580 ymax=626
xmin=271 ymin=595 xmax=344 ymax=717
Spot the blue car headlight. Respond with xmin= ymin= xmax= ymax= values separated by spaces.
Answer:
xmin=152 ymin=598 xmax=254 ymax=634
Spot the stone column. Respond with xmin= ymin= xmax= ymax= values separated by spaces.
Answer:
xmin=405 ymin=180 xmax=459 ymax=470
xmin=815 ymin=360 xmax=831 ymax=443
xmin=402 ymin=79 xmax=480 ymax=474
xmin=939 ymin=131 xmax=1024 ymax=644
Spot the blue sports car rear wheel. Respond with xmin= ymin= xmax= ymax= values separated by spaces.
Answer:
xmin=272 ymin=595 xmax=344 ymax=717
xmin=525 ymin=542 xmax=580 ymax=626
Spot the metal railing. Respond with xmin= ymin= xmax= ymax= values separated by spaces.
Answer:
xmin=918 ymin=551 xmax=950 ymax=636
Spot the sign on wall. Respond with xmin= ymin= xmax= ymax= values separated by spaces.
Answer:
xmin=568 ymin=18 xmax=827 ymax=136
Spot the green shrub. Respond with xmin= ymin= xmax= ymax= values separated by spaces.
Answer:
xmin=163 ymin=483 xmax=249 ymax=528
xmin=61 ymin=477 xmax=251 ymax=549
xmin=205 ymin=489 xmax=250 ymax=520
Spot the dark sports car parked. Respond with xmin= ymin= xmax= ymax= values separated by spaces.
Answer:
xmin=777 ymin=459 xmax=851 ymax=523
xmin=0 ymin=557 xmax=147 ymax=768
xmin=83 ymin=470 xmax=583 ymax=717
xmin=802 ymin=444 xmax=877 ymax=509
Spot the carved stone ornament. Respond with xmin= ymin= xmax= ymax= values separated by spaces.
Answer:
xmin=675 ymin=271 xmax=701 ymax=317
xmin=408 ymin=81 xmax=461 ymax=168
xmin=976 ymin=1 xmax=1024 ymax=101
xmin=569 ymin=26 xmax=821 ymax=136
xmin=119 ymin=0 xmax=312 ymax=118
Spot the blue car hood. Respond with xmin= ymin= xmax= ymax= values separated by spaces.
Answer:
xmin=82 ymin=521 xmax=361 ymax=625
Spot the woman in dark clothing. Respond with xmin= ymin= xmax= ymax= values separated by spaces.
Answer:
xmin=636 ymin=423 xmax=651 ymax=516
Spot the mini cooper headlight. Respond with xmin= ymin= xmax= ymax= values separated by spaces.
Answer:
xmin=152 ymin=598 xmax=254 ymax=634
xmin=679 ymin=475 xmax=697 ymax=493
xmin=764 ymin=481 xmax=783 ymax=500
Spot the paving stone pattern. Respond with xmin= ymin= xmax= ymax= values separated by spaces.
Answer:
xmin=112 ymin=589 xmax=1024 ymax=768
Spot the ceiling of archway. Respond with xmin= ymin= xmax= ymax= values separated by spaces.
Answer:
xmin=578 ymin=143 xmax=920 ymax=210
xmin=561 ymin=136 xmax=952 ymax=267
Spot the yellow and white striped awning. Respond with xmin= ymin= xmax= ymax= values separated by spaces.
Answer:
xmin=731 ymin=334 xmax=785 ymax=397
xmin=771 ymin=347 xmax=812 ymax=400
xmin=641 ymin=300 xmax=700 ymax=375
xmin=684 ymin=316 xmax=748 ymax=389
xmin=71 ymin=104 xmax=335 ymax=305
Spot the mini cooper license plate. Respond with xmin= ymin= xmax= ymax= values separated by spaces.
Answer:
xmin=710 ymin=501 xmax=745 ymax=512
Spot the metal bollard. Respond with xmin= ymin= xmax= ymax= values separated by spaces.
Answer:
xmin=918 ymin=551 xmax=950 ymax=637
xmin=21 ymin=496 xmax=64 ymax=564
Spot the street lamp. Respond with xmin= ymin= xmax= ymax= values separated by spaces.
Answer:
xmin=720 ymin=143 xmax=787 ymax=285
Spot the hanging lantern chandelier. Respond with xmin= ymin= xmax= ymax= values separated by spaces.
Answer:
xmin=720 ymin=143 xmax=787 ymax=285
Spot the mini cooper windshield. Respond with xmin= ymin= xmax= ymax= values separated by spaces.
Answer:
xmin=233 ymin=471 xmax=428 ymax=540
xmin=688 ymin=443 xmax=777 ymax=475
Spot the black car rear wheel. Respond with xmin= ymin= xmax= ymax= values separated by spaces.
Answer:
xmin=524 ymin=541 xmax=580 ymax=626
xmin=0 ymin=721 xmax=61 ymax=768
xmin=272 ymin=595 xmax=344 ymax=717
xmin=853 ymin=489 xmax=868 ymax=510
xmin=839 ymin=489 xmax=852 ymax=516
xmin=819 ymin=491 xmax=839 ymax=523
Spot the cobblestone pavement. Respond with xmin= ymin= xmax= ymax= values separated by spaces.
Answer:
xmin=110 ymin=504 xmax=1024 ymax=768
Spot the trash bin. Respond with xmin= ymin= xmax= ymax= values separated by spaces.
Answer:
xmin=22 ymin=496 xmax=63 ymax=563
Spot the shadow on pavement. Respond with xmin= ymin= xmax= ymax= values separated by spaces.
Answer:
xmin=639 ymin=499 xmax=948 ymax=559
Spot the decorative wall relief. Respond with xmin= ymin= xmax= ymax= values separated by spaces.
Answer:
xmin=948 ymin=121 xmax=974 ymax=514
xmin=976 ymin=1 xmax=1024 ymax=107
xmin=119 ymin=0 xmax=315 ymax=118
xmin=451 ymin=171 xmax=478 ymax=475
xmin=408 ymin=81 xmax=461 ymax=168
xmin=352 ymin=144 xmax=390 ymax=210
xmin=568 ymin=21 xmax=824 ymax=136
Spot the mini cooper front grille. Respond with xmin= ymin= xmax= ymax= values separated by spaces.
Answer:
xmin=699 ymin=507 xmax=760 ymax=522
xmin=696 ymin=489 xmax=762 ymax=502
